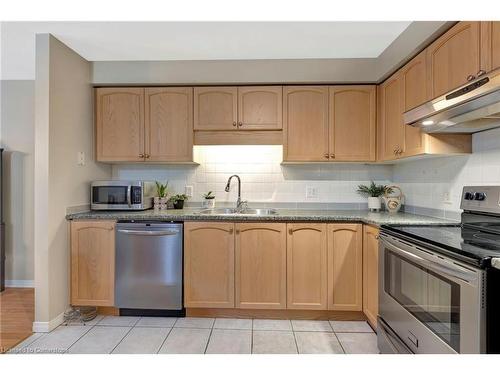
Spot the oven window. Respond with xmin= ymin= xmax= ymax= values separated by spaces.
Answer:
xmin=92 ymin=186 xmax=128 ymax=205
xmin=385 ymin=250 xmax=460 ymax=352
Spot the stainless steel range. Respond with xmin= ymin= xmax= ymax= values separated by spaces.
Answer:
xmin=378 ymin=186 xmax=500 ymax=354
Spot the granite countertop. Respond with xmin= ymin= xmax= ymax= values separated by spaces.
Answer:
xmin=66 ymin=208 xmax=457 ymax=226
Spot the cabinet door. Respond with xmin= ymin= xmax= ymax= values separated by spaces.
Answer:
xmin=427 ymin=21 xmax=481 ymax=98
xmin=481 ymin=21 xmax=500 ymax=73
xmin=235 ymin=223 xmax=287 ymax=309
xmin=70 ymin=221 xmax=115 ymax=306
xmin=237 ymin=86 xmax=282 ymax=130
xmin=363 ymin=225 xmax=379 ymax=329
xmin=145 ymin=87 xmax=193 ymax=162
xmin=184 ymin=222 xmax=235 ymax=308
xmin=329 ymin=86 xmax=376 ymax=161
xmin=283 ymin=86 xmax=329 ymax=161
xmin=95 ymin=88 xmax=145 ymax=162
xmin=401 ymin=51 xmax=427 ymax=157
xmin=327 ymin=223 xmax=363 ymax=311
xmin=194 ymin=87 xmax=237 ymax=130
xmin=287 ymin=223 xmax=328 ymax=310
xmin=378 ymin=73 xmax=404 ymax=161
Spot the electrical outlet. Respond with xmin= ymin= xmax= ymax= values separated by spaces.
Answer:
xmin=306 ymin=186 xmax=319 ymax=199
xmin=443 ymin=191 xmax=452 ymax=205
xmin=185 ymin=185 xmax=193 ymax=197
xmin=77 ymin=151 xmax=85 ymax=166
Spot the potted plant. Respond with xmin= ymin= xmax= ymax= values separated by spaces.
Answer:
xmin=356 ymin=181 xmax=393 ymax=212
xmin=154 ymin=181 xmax=169 ymax=210
xmin=203 ymin=191 xmax=216 ymax=209
xmin=169 ymin=194 xmax=188 ymax=209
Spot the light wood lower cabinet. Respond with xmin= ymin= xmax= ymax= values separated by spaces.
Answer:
xmin=70 ymin=220 xmax=116 ymax=306
xmin=184 ymin=222 xmax=235 ymax=308
xmin=363 ymin=225 xmax=380 ymax=329
xmin=235 ymin=223 xmax=287 ymax=309
xmin=327 ymin=223 xmax=363 ymax=311
xmin=286 ymin=223 xmax=328 ymax=310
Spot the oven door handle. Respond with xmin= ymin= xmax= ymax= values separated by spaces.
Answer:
xmin=381 ymin=235 xmax=478 ymax=284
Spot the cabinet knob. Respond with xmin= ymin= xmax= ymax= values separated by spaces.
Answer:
xmin=330 ymin=154 xmax=335 ymax=159
xmin=228 ymin=228 xmax=234 ymax=234
xmin=238 ymin=122 xmax=243 ymax=126
xmin=375 ymin=235 xmax=379 ymax=240
xmin=139 ymin=153 xmax=145 ymax=158
xmin=288 ymin=228 xmax=293 ymax=235
xmin=477 ymin=70 xmax=486 ymax=77
xmin=467 ymin=74 xmax=476 ymax=82
xmin=235 ymin=229 xmax=240 ymax=234
xmin=145 ymin=154 xmax=150 ymax=159
xmin=232 ymin=121 xmax=237 ymax=127
xmin=324 ymin=153 xmax=330 ymax=159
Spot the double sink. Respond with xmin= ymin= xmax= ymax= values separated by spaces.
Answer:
xmin=197 ymin=208 xmax=279 ymax=216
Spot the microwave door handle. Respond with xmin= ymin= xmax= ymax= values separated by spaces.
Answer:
xmin=382 ymin=237 xmax=477 ymax=284
xmin=127 ymin=186 xmax=132 ymax=207
xmin=117 ymin=229 xmax=179 ymax=236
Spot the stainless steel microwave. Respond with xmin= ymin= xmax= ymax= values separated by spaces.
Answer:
xmin=91 ymin=181 xmax=155 ymax=211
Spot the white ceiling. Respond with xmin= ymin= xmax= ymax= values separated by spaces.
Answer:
xmin=1 ymin=21 xmax=411 ymax=79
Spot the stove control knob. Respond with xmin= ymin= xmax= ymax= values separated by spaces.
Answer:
xmin=474 ymin=192 xmax=486 ymax=201
xmin=464 ymin=192 xmax=474 ymax=200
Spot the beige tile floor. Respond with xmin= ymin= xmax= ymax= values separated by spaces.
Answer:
xmin=8 ymin=316 xmax=379 ymax=354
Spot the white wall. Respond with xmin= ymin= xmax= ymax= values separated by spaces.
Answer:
xmin=0 ymin=80 xmax=35 ymax=285
xmin=34 ymin=34 xmax=111 ymax=328
xmin=113 ymin=145 xmax=393 ymax=208
xmin=393 ymin=127 xmax=500 ymax=219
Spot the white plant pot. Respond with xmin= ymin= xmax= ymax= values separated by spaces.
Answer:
xmin=368 ymin=197 xmax=382 ymax=212
xmin=203 ymin=198 xmax=216 ymax=209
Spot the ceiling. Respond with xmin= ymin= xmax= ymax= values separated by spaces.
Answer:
xmin=0 ymin=21 xmax=413 ymax=79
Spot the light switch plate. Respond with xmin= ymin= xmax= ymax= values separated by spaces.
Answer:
xmin=185 ymin=185 xmax=193 ymax=197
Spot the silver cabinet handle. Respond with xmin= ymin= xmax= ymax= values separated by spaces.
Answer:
xmin=117 ymin=229 xmax=179 ymax=236
xmin=467 ymin=74 xmax=476 ymax=82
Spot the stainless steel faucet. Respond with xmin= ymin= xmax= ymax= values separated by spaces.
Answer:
xmin=225 ymin=175 xmax=247 ymax=211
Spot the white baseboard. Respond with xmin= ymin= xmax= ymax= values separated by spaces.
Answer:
xmin=32 ymin=311 xmax=65 ymax=333
xmin=5 ymin=279 xmax=35 ymax=288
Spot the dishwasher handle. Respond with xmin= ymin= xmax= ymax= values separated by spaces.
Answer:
xmin=117 ymin=229 xmax=180 ymax=236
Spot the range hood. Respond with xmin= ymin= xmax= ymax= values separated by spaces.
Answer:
xmin=404 ymin=68 xmax=500 ymax=133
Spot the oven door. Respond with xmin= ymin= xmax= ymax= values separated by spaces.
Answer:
xmin=379 ymin=232 xmax=486 ymax=354
xmin=91 ymin=183 xmax=134 ymax=210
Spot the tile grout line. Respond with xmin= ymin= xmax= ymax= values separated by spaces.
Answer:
xmin=203 ymin=318 xmax=216 ymax=354
xmin=156 ymin=325 xmax=175 ymax=354
xmin=65 ymin=324 xmax=97 ymax=353
xmin=109 ymin=326 xmax=134 ymax=354
xmin=250 ymin=318 xmax=254 ymax=354
xmin=329 ymin=321 xmax=346 ymax=354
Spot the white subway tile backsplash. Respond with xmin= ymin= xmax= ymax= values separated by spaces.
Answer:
xmin=112 ymin=145 xmax=392 ymax=205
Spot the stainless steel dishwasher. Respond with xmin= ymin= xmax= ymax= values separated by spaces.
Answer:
xmin=115 ymin=222 xmax=183 ymax=315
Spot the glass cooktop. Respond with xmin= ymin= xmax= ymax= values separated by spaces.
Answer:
xmin=382 ymin=224 xmax=500 ymax=268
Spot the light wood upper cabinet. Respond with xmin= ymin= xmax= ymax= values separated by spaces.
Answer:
xmin=327 ymin=223 xmax=363 ymax=311
xmin=237 ymin=86 xmax=282 ymax=130
xmin=194 ymin=87 xmax=238 ymax=130
xmin=70 ymin=220 xmax=115 ymax=307
xmin=235 ymin=223 xmax=287 ymax=309
xmin=363 ymin=225 xmax=380 ymax=329
xmin=286 ymin=223 xmax=328 ymax=310
xmin=481 ymin=21 xmax=500 ymax=73
xmin=401 ymin=51 xmax=428 ymax=157
xmin=283 ymin=86 xmax=329 ymax=161
xmin=378 ymin=72 xmax=404 ymax=161
xmin=329 ymin=86 xmax=376 ymax=161
xmin=96 ymin=88 xmax=145 ymax=162
xmin=427 ymin=21 xmax=481 ymax=98
xmin=145 ymin=87 xmax=193 ymax=162
xmin=184 ymin=222 xmax=235 ymax=308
